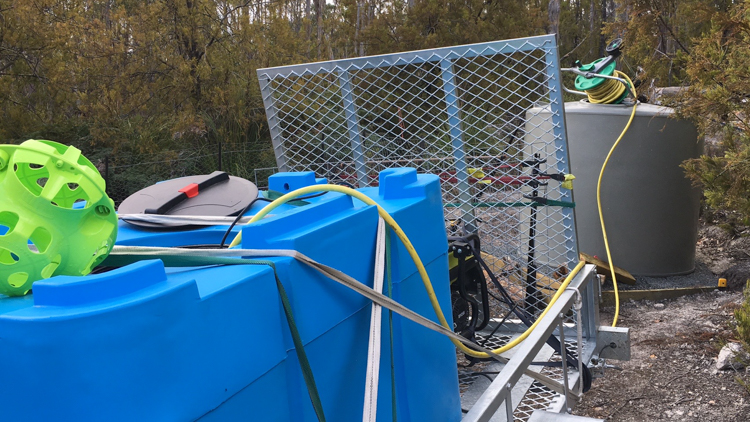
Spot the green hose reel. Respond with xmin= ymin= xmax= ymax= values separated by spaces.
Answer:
xmin=573 ymin=38 xmax=629 ymax=104
xmin=574 ymin=57 xmax=618 ymax=91
xmin=0 ymin=140 xmax=118 ymax=296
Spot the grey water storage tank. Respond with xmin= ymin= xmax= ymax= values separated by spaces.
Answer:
xmin=525 ymin=101 xmax=703 ymax=276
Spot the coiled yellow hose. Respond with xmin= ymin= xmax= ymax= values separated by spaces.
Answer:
xmin=585 ymin=70 xmax=629 ymax=104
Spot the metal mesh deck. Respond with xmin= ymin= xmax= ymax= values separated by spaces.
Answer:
xmin=459 ymin=331 xmax=586 ymax=421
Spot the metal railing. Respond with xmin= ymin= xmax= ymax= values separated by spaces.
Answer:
xmin=463 ymin=264 xmax=598 ymax=421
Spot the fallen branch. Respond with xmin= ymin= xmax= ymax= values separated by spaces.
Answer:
xmin=671 ymin=397 xmax=694 ymax=406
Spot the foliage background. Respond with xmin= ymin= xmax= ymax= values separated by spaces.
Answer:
xmin=0 ymin=0 xmax=618 ymax=199
xmin=0 ymin=0 xmax=748 ymax=218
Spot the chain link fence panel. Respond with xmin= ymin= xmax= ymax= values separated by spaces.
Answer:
xmin=257 ymin=35 xmax=579 ymax=316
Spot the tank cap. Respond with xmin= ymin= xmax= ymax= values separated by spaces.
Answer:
xmin=118 ymin=172 xmax=258 ymax=229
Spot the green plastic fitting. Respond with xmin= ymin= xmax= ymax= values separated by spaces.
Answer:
xmin=574 ymin=57 xmax=617 ymax=92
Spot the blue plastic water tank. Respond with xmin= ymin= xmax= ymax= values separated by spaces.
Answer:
xmin=0 ymin=168 xmax=460 ymax=422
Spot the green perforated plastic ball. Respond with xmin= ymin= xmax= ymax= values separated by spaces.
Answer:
xmin=0 ymin=140 xmax=117 ymax=296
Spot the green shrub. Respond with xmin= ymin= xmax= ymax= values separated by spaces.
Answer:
xmin=677 ymin=3 xmax=750 ymax=225
xmin=737 ymin=281 xmax=750 ymax=351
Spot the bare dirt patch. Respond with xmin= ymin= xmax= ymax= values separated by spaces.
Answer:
xmin=574 ymin=222 xmax=750 ymax=421
xmin=575 ymin=292 xmax=750 ymax=421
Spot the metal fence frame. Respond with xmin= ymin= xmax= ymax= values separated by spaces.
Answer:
xmin=258 ymin=35 xmax=601 ymax=420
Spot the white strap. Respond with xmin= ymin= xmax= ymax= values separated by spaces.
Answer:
xmin=363 ymin=217 xmax=386 ymax=422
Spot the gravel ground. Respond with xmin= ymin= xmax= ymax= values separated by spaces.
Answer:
xmin=621 ymin=262 xmax=719 ymax=291
xmin=573 ymin=222 xmax=750 ymax=421
xmin=574 ymin=291 xmax=750 ymax=421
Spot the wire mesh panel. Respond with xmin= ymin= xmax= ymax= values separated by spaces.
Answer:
xmin=257 ymin=35 xmax=578 ymax=314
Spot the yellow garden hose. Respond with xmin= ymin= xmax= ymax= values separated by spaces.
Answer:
xmin=229 ymin=184 xmax=586 ymax=358
xmin=588 ymin=71 xmax=638 ymax=327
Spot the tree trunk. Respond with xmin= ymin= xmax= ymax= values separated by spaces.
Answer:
xmin=600 ymin=0 xmax=607 ymax=56
xmin=306 ymin=0 xmax=312 ymax=58
xmin=590 ymin=0 xmax=596 ymax=57
xmin=355 ymin=0 xmax=362 ymax=56
xmin=316 ymin=0 xmax=323 ymax=59
xmin=548 ymin=0 xmax=560 ymax=37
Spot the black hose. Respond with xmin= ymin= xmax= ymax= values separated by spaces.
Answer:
xmin=219 ymin=191 xmax=329 ymax=248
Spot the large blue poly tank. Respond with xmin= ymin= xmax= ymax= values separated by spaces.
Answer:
xmin=0 ymin=168 xmax=460 ymax=422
